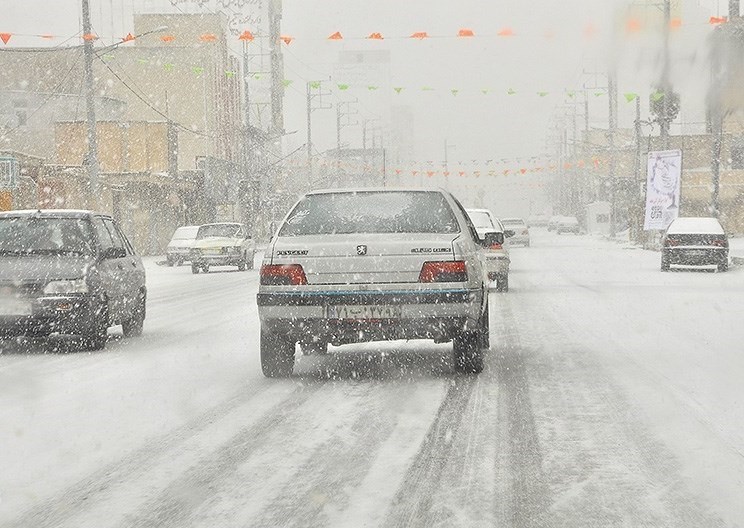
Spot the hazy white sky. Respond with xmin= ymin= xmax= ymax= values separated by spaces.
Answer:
xmin=1 ymin=0 xmax=723 ymax=167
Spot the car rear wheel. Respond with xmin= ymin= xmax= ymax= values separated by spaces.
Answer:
xmin=454 ymin=330 xmax=484 ymax=374
xmin=237 ymin=257 xmax=247 ymax=271
xmin=191 ymin=264 xmax=200 ymax=274
xmin=718 ymin=261 xmax=729 ymax=272
xmin=261 ymin=329 xmax=296 ymax=377
xmin=246 ymin=252 xmax=255 ymax=270
xmin=202 ymin=264 xmax=210 ymax=273
xmin=661 ymin=258 xmax=670 ymax=272
xmin=122 ymin=291 xmax=146 ymax=338
xmin=496 ymin=274 xmax=509 ymax=292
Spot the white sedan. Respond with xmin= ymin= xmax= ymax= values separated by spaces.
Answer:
xmin=190 ymin=223 xmax=256 ymax=273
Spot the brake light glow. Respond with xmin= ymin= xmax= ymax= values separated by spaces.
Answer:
xmin=419 ymin=261 xmax=468 ymax=282
xmin=260 ymin=264 xmax=308 ymax=285
xmin=664 ymin=238 xmax=679 ymax=247
xmin=489 ymin=243 xmax=503 ymax=250
xmin=712 ymin=239 xmax=728 ymax=247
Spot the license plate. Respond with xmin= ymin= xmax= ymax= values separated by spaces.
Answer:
xmin=687 ymin=249 xmax=707 ymax=257
xmin=0 ymin=298 xmax=32 ymax=316
xmin=326 ymin=305 xmax=402 ymax=319
xmin=205 ymin=248 xmax=222 ymax=255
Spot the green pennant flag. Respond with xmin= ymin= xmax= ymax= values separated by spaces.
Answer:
xmin=507 ymin=88 xmax=516 ymax=95
xmin=393 ymin=87 xmax=404 ymax=94
xmin=422 ymin=86 xmax=434 ymax=91
xmin=103 ymin=54 xmax=115 ymax=61
xmin=651 ymin=90 xmax=665 ymax=102
xmin=282 ymin=79 xmax=293 ymax=88
xmin=481 ymin=89 xmax=490 ymax=94
xmin=537 ymin=91 xmax=549 ymax=97
xmin=309 ymin=81 xmax=321 ymax=89
xmin=367 ymin=85 xmax=379 ymax=91
xmin=451 ymin=89 xmax=459 ymax=96
xmin=337 ymin=83 xmax=350 ymax=90
xmin=566 ymin=91 xmax=576 ymax=98
xmin=137 ymin=58 xmax=149 ymax=65
xmin=225 ymin=70 xmax=236 ymax=78
xmin=624 ymin=92 xmax=639 ymax=102
xmin=192 ymin=66 xmax=204 ymax=75
xmin=163 ymin=63 xmax=174 ymax=72
xmin=594 ymin=91 xmax=604 ymax=97
xmin=253 ymin=73 xmax=262 ymax=80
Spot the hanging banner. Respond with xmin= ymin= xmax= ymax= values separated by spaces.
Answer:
xmin=644 ymin=149 xmax=682 ymax=230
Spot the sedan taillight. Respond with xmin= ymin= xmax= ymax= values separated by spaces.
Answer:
xmin=260 ymin=264 xmax=308 ymax=285
xmin=419 ymin=261 xmax=468 ymax=282
xmin=712 ymin=239 xmax=728 ymax=247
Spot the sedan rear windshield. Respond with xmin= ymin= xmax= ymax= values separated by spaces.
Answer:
xmin=197 ymin=224 xmax=241 ymax=239
xmin=279 ymin=191 xmax=461 ymax=236
xmin=0 ymin=216 xmax=95 ymax=256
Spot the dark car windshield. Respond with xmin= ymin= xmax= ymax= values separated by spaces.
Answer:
xmin=0 ymin=216 xmax=94 ymax=256
xmin=279 ymin=191 xmax=461 ymax=236
xmin=197 ymin=224 xmax=241 ymax=239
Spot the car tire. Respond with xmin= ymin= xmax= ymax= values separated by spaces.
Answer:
xmin=661 ymin=258 xmax=670 ymax=272
xmin=166 ymin=257 xmax=174 ymax=267
xmin=82 ymin=302 xmax=108 ymax=351
xmin=191 ymin=264 xmax=200 ymax=274
xmin=477 ymin=301 xmax=490 ymax=351
xmin=202 ymin=264 xmax=210 ymax=273
xmin=247 ymin=252 xmax=255 ymax=270
xmin=261 ymin=329 xmax=296 ymax=378
xmin=454 ymin=330 xmax=484 ymax=374
xmin=237 ymin=258 xmax=247 ymax=272
xmin=718 ymin=261 xmax=729 ymax=273
xmin=496 ymin=274 xmax=509 ymax=292
xmin=122 ymin=291 xmax=146 ymax=338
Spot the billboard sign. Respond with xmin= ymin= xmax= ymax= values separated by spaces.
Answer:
xmin=0 ymin=157 xmax=19 ymax=189
xmin=644 ymin=149 xmax=682 ymax=231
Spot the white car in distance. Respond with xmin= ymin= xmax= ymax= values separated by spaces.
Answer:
xmin=190 ymin=222 xmax=256 ymax=274
xmin=257 ymin=189 xmax=492 ymax=377
xmin=166 ymin=225 xmax=199 ymax=266
xmin=466 ymin=208 xmax=511 ymax=292
xmin=501 ymin=217 xmax=530 ymax=247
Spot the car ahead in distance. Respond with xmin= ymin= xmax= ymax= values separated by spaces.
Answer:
xmin=466 ymin=208 xmax=511 ymax=292
xmin=166 ymin=225 xmax=199 ymax=266
xmin=190 ymin=222 xmax=256 ymax=274
xmin=258 ymin=189 xmax=492 ymax=377
xmin=0 ymin=210 xmax=146 ymax=350
xmin=547 ymin=215 xmax=562 ymax=231
xmin=501 ymin=217 xmax=530 ymax=247
xmin=527 ymin=214 xmax=549 ymax=227
xmin=556 ymin=216 xmax=580 ymax=234
xmin=661 ymin=217 xmax=729 ymax=272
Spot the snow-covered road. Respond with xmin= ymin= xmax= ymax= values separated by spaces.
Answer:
xmin=2 ymin=230 xmax=744 ymax=527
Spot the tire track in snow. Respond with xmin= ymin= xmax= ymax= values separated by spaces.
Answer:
xmin=5 ymin=379 xmax=319 ymax=528
xmin=381 ymin=375 xmax=478 ymax=528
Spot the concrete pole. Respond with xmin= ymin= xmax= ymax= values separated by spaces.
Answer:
xmin=306 ymin=82 xmax=312 ymax=190
xmin=81 ymin=0 xmax=100 ymax=208
xmin=660 ymin=0 xmax=671 ymax=148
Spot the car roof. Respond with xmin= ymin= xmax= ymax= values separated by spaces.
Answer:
xmin=306 ymin=187 xmax=447 ymax=196
xmin=200 ymin=222 xmax=242 ymax=227
xmin=501 ymin=217 xmax=525 ymax=223
xmin=465 ymin=208 xmax=493 ymax=214
xmin=667 ymin=217 xmax=725 ymax=235
xmin=0 ymin=209 xmax=102 ymax=219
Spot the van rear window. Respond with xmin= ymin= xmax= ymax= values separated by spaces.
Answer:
xmin=279 ymin=191 xmax=460 ymax=236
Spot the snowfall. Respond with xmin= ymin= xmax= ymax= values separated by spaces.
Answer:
xmin=2 ymin=229 xmax=744 ymax=527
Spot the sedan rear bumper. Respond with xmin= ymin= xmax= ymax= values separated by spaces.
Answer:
xmin=0 ymin=295 xmax=98 ymax=337
xmin=663 ymin=247 xmax=728 ymax=266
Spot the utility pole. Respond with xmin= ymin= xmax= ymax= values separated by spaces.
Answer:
xmin=268 ymin=0 xmax=284 ymax=135
xmin=659 ymin=0 xmax=672 ymax=147
xmin=608 ymin=67 xmax=618 ymax=238
xmin=306 ymin=81 xmax=331 ymax=190
xmin=81 ymin=0 xmax=100 ymax=207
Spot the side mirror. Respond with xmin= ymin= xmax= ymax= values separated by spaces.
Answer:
xmin=504 ymin=230 xmax=515 ymax=238
xmin=482 ymin=231 xmax=505 ymax=248
xmin=101 ymin=246 xmax=126 ymax=260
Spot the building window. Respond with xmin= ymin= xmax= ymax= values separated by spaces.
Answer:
xmin=596 ymin=214 xmax=610 ymax=223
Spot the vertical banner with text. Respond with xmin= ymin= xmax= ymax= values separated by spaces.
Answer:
xmin=644 ymin=149 xmax=682 ymax=230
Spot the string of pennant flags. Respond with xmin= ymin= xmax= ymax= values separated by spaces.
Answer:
xmin=0 ymin=14 xmax=732 ymax=47
xmin=96 ymin=53 xmax=674 ymax=103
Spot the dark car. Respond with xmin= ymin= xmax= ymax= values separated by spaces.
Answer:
xmin=661 ymin=217 xmax=729 ymax=272
xmin=0 ymin=210 xmax=147 ymax=350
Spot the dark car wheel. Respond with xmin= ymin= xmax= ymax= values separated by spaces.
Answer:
xmin=82 ymin=303 xmax=108 ymax=351
xmin=718 ymin=261 xmax=729 ymax=272
xmin=261 ymin=329 xmax=295 ymax=378
xmin=661 ymin=258 xmax=670 ymax=272
xmin=496 ymin=274 xmax=509 ymax=292
xmin=191 ymin=264 xmax=200 ymax=274
xmin=122 ymin=291 xmax=146 ymax=338
xmin=202 ymin=264 xmax=210 ymax=273
xmin=246 ymin=252 xmax=255 ymax=270
xmin=454 ymin=330 xmax=483 ymax=374
xmin=237 ymin=258 xmax=247 ymax=271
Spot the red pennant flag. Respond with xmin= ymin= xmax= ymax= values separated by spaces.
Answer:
xmin=40 ymin=34 xmax=54 ymax=40
xmin=503 ymin=170 xmax=510 ymax=175
xmin=459 ymin=171 xmax=466 ymax=177
xmin=328 ymin=31 xmax=343 ymax=40
xmin=410 ymin=31 xmax=429 ymax=39
xmin=280 ymin=35 xmax=294 ymax=45
xmin=443 ymin=171 xmax=450 ymax=177
xmin=710 ymin=16 xmax=727 ymax=24
xmin=625 ymin=18 xmax=641 ymax=33
xmin=200 ymin=33 xmax=217 ymax=42
xmin=161 ymin=35 xmax=175 ymax=42
xmin=0 ymin=33 xmax=11 ymax=45
xmin=395 ymin=169 xmax=402 ymax=175
xmin=122 ymin=32 xmax=136 ymax=42
xmin=497 ymin=27 xmax=514 ymax=37
xmin=238 ymin=30 xmax=255 ymax=41
xmin=458 ymin=28 xmax=475 ymax=37
xmin=367 ymin=32 xmax=384 ymax=40
xmin=520 ymin=168 xmax=527 ymax=174
xmin=670 ymin=18 xmax=682 ymax=30
xmin=82 ymin=33 xmax=98 ymax=41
